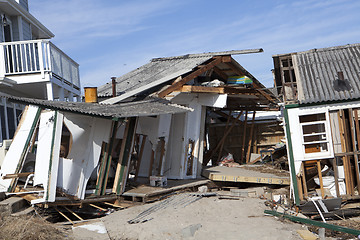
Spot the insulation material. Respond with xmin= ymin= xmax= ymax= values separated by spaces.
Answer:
xmin=32 ymin=110 xmax=63 ymax=204
xmin=0 ymin=105 xmax=41 ymax=192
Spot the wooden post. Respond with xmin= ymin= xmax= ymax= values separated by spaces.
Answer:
xmin=203 ymin=111 xmax=243 ymax=165
xmin=246 ymin=111 xmax=256 ymax=163
xmin=338 ymin=110 xmax=353 ymax=195
xmin=148 ymin=150 xmax=155 ymax=177
xmin=112 ymin=117 xmax=137 ymax=195
xmin=240 ymin=110 xmax=248 ymax=163
xmin=157 ymin=138 xmax=165 ymax=175
xmin=317 ymin=160 xmax=325 ymax=199
xmin=134 ymin=135 xmax=147 ymax=181
xmin=217 ymin=111 xmax=232 ymax=163
xmin=352 ymin=109 xmax=360 ymax=194
xmin=100 ymin=120 xmax=119 ymax=195
xmin=301 ymin=162 xmax=308 ymax=198
xmin=297 ymin=176 xmax=304 ymax=201
xmin=333 ymin=157 xmax=341 ymax=197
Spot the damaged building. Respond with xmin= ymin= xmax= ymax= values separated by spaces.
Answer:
xmin=97 ymin=50 xmax=278 ymax=181
xmin=273 ymin=43 xmax=360 ymax=205
xmin=0 ymin=49 xmax=278 ymax=208
xmin=0 ymin=96 xmax=191 ymax=206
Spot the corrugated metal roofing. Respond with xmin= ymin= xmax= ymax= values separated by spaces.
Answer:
xmin=294 ymin=43 xmax=360 ymax=104
xmin=2 ymin=96 xmax=192 ymax=119
xmin=97 ymin=56 xmax=212 ymax=98
xmin=97 ymin=49 xmax=264 ymax=99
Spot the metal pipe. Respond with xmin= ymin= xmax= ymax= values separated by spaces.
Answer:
xmin=111 ymin=77 xmax=117 ymax=97
xmin=24 ymin=173 xmax=34 ymax=188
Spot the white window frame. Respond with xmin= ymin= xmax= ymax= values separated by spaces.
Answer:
xmin=298 ymin=111 xmax=331 ymax=159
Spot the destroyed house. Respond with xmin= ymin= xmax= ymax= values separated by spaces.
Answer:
xmin=98 ymin=50 xmax=277 ymax=180
xmin=273 ymin=43 xmax=360 ymax=205
xmin=0 ymin=95 xmax=191 ymax=204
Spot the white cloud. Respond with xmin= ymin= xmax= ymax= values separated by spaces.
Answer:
xmin=28 ymin=0 xmax=360 ymax=88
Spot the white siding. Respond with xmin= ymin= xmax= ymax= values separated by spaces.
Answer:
xmin=16 ymin=0 xmax=29 ymax=11
xmin=22 ymin=19 xmax=31 ymax=40
xmin=10 ymin=17 xmax=20 ymax=41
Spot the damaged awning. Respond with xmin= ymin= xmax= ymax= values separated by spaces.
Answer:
xmin=1 ymin=95 xmax=193 ymax=119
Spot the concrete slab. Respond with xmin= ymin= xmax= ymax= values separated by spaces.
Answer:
xmin=0 ymin=197 xmax=28 ymax=215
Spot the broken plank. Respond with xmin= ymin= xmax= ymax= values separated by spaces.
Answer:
xmin=2 ymin=172 xmax=34 ymax=179
xmin=55 ymin=207 xmax=74 ymax=225
xmin=63 ymin=206 xmax=84 ymax=221
xmin=202 ymin=166 xmax=289 ymax=185
xmin=89 ymin=203 xmax=106 ymax=211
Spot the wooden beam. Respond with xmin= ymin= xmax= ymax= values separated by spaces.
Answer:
xmin=217 ymin=111 xmax=232 ymax=163
xmin=333 ymin=157 xmax=340 ymax=197
xmin=113 ymin=117 xmax=137 ymax=195
xmin=177 ymin=85 xmax=259 ymax=95
xmin=246 ymin=111 xmax=256 ymax=163
xmin=148 ymin=150 xmax=155 ymax=177
xmin=301 ymin=162 xmax=308 ymax=198
xmin=213 ymin=66 xmax=229 ymax=81
xmin=157 ymin=57 xmax=223 ymax=98
xmin=2 ymin=172 xmax=34 ymax=179
xmin=203 ymin=111 xmax=243 ymax=166
xmin=63 ymin=206 xmax=84 ymax=221
xmin=134 ymin=135 xmax=147 ymax=181
xmin=55 ymin=207 xmax=74 ymax=225
xmin=352 ymin=109 xmax=360 ymax=194
xmin=240 ymin=110 xmax=248 ymax=163
xmin=224 ymin=60 xmax=274 ymax=102
xmin=89 ymin=203 xmax=106 ymax=211
xmin=157 ymin=138 xmax=165 ymax=175
xmin=317 ymin=160 xmax=325 ymax=199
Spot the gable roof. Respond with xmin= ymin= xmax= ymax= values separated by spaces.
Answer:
xmin=97 ymin=49 xmax=274 ymax=106
xmin=284 ymin=43 xmax=360 ymax=104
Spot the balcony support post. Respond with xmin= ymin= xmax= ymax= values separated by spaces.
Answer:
xmin=46 ymin=82 xmax=54 ymax=100
xmin=38 ymin=41 xmax=45 ymax=79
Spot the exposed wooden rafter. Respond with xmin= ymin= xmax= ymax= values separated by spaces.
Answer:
xmin=157 ymin=56 xmax=225 ymax=98
xmin=224 ymin=59 xmax=274 ymax=102
xmin=176 ymin=85 xmax=260 ymax=95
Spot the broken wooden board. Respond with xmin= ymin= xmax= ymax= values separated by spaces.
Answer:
xmin=121 ymin=179 xmax=211 ymax=202
xmin=202 ymin=166 xmax=290 ymax=185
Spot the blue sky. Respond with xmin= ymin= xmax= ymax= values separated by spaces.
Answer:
xmin=31 ymin=0 xmax=360 ymax=88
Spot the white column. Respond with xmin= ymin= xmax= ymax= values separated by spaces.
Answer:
xmin=17 ymin=16 xmax=24 ymax=41
xmin=46 ymin=82 xmax=54 ymax=100
xmin=68 ymin=92 xmax=74 ymax=102
xmin=58 ymin=87 xmax=65 ymax=101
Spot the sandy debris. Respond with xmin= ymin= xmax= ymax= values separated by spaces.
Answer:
xmin=102 ymin=194 xmax=302 ymax=240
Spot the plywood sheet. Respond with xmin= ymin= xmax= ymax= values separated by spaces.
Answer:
xmin=202 ymin=166 xmax=290 ymax=185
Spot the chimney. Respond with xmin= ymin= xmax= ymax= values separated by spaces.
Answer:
xmin=111 ymin=77 xmax=117 ymax=97
xmin=84 ymin=87 xmax=98 ymax=103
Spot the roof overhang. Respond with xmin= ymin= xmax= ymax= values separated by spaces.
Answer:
xmin=2 ymin=95 xmax=193 ymax=119
xmin=0 ymin=0 xmax=54 ymax=39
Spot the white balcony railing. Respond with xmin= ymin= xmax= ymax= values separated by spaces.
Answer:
xmin=0 ymin=40 xmax=80 ymax=89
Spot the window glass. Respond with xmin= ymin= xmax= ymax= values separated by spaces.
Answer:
xmin=7 ymin=107 xmax=15 ymax=139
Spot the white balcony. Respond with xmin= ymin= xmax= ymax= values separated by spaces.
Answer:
xmin=0 ymin=39 xmax=80 ymax=91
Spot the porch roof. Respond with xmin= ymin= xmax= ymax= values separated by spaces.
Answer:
xmin=2 ymin=95 xmax=192 ymax=119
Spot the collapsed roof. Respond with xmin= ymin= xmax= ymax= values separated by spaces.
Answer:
xmin=98 ymin=50 xmax=278 ymax=110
